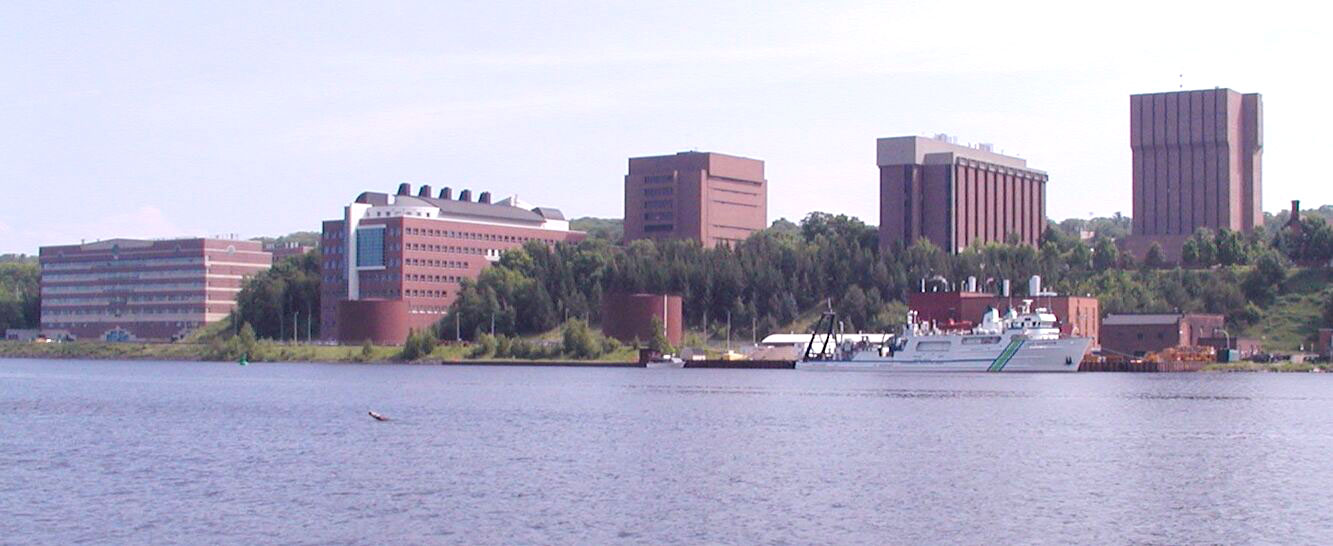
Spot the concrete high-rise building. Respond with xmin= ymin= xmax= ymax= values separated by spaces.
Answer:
xmin=623 ymin=152 xmax=767 ymax=248
xmin=319 ymin=184 xmax=584 ymax=345
xmin=1123 ymin=88 xmax=1263 ymax=261
xmin=878 ymin=135 xmax=1047 ymax=253
xmin=38 ymin=238 xmax=272 ymax=341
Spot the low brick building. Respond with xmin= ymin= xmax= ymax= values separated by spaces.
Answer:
xmin=1100 ymin=313 xmax=1224 ymax=357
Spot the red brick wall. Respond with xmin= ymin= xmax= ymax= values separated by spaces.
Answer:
xmin=600 ymin=293 xmax=683 ymax=347
xmin=625 ymin=152 xmax=766 ymax=248
xmin=337 ymin=299 xmax=410 ymax=345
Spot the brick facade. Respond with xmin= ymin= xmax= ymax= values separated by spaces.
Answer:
xmin=624 ymin=152 xmax=767 ymax=248
xmin=39 ymin=238 xmax=271 ymax=341
xmin=878 ymin=136 xmax=1047 ymax=253
xmin=1124 ymin=88 xmax=1263 ymax=262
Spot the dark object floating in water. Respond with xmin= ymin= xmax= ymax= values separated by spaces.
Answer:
xmin=368 ymin=411 xmax=389 ymax=421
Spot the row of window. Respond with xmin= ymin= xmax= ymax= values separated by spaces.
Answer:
xmin=404 ymin=243 xmax=494 ymax=256
xmin=42 ymin=268 xmax=205 ymax=282
xmin=405 ymin=226 xmax=553 ymax=245
xmin=406 ymin=273 xmax=464 ymax=283
xmin=644 ymin=199 xmax=673 ymax=209
xmin=42 ymin=282 xmax=208 ymax=294
xmin=43 ymin=294 xmax=206 ymax=305
xmin=41 ymin=257 xmax=205 ymax=271
xmin=644 ymin=187 xmax=674 ymax=197
xmin=644 ymin=212 xmax=673 ymax=222
xmin=405 ymin=258 xmax=469 ymax=269
xmin=644 ymin=174 xmax=674 ymax=184
xmin=405 ymin=289 xmax=448 ymax=299
xmin=643 ymin=224 xmax=674 ymax=233
xmin=41 ymin=321 xmax=203 ymax=329
xmin=44 ymin=307 xmax=207 ymax=316
xmin=410 ymin=307 xmax=449 ymax=315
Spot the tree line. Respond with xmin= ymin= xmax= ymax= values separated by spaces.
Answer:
xmin=210 ymin=208 xmax=1333 ymax=346
xmin=435 ymin=211 xmax=1320 ymax=343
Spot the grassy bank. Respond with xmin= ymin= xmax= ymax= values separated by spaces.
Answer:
xmin=1201 ymin=361 xmax=1329 ymax=373
xmin=0 ymin=340 xmax=638 ymax=365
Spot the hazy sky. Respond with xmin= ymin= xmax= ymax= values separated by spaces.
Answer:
xmin=2 ymin=0 xmax=1328 ymax=253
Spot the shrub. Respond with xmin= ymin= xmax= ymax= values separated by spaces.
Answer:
xmin=561 ymin=319 xmax=604 ymax=359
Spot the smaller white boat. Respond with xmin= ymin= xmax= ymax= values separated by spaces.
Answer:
xmin=646 ymin=356 xmax=685 ymax=368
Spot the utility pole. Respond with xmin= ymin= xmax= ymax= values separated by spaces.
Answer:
xmin=293 ymin=311 xmax=298 ymax=343
xmin=752 ymin=315 xmax=756 ymax=346
xmin=726 ymin=310 xmax=731 ymax=352
xmin=490 ymin=313 xmax=495 ymax=336
xmin=455 ymin=314 xmax=460 ymax=341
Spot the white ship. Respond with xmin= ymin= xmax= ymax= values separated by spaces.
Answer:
xmin=797 ymin=301 xmax=1090 ymax=372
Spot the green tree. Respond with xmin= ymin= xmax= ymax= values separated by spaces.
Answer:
xmin=1242 ymin=251 xmax=1288 ymax=305
xmin=233 ymin=251 xmax=321 ymax=340
xmin=399 ymin=329 xmax=438 ymax=360
xmin=1324 ymin=289 xmax=1333 ymax=326
xmin=0 ymin=263 xmax=40 ymax=332
xmin=648 ymin=315 xmax=675 ymax=355
xmin=1092 ymin=237 xmax=1119 ymax=270
xmin=1191 ymin=228 xmax=1217 ymax=266
xmin=561 ymin=319 xmax=603 ymax=359
xmin=1143 ymin=243 xmax=1167 ymax=269
xmin=1181 ymin=238 xmax=1199 ymax=267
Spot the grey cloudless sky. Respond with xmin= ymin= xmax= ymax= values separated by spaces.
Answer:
xmin=2 ymin=0 xmax=1327 ymax=253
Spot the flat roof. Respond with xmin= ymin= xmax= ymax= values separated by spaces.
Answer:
xmin=876 ymin=136 xmax=1041 ymax=172
xmin=1103 ymin=314 xmax=1182 ymax=326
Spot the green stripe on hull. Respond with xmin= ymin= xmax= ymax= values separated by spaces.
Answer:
xmin=988 ymin=339 xmax=1024 ymax=372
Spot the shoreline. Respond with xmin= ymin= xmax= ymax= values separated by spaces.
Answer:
xmin=1 ymin=341 xmax=1325 ymax=372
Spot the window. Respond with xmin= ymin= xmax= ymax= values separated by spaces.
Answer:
xmin=644 ymin=187 xmax=673 ymax=197
xmin=916 ymin=341 xmax=952 ymax=352
xmin=644 ymin=212 xmax=673 ymax=222
xmin=961 ymin=336 xmax=1001 ymax=345
xmin=356 ymin=227 xmax=386 ymax=268
xmin=644 ymin=224 xmax=673 ymax=233
xmin=644 ymin=199 xmax=672 ymax=209
xmin=644 ymin=174 xmax=673 ymax=184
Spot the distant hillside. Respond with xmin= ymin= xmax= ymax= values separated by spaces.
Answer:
xmin=250 ymin=231 xmax=321 ymax=248
xmin=569 ymin=218 xmax=623 ymax=242
xmin=0 ymin=254 xmax=37 ymax=265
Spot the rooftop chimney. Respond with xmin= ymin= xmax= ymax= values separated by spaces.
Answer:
xmin=418 ymin=185 xmax=433 ymax=197
xmin=396 ymin=183 xmax=411 ymax=196
xmin=439 ymin=187 xmax=452 ymax=200
xmin=478 ymin=191 xmax=491 ymax=204
xmin=459 ymin=189 xmax=472 ymax=202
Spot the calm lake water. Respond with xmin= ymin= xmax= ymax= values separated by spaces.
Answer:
xmin=2 ymin=358 xmax=1332 ymax=544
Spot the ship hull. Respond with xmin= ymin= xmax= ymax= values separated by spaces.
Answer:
xmin=797 ymin=336 xmax=1090 ymax=373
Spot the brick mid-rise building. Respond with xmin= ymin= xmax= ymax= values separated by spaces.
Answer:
xmin=320 ymin=184 xmax=585 ymax=345
xmin=623 ymin=151 xmax=767 ymax=248
xmin=878 ymin=135 xmax=1048 ymax=253
xmin=39 ymin=238 xmax=271 ymax=341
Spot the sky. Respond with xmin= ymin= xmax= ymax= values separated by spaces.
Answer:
xmin=2 ymin=0 xmax=1329 ymax=254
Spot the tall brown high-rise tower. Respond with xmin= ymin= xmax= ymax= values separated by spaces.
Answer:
xmin=1124 ymin=88 xmax=1263 ymax=260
